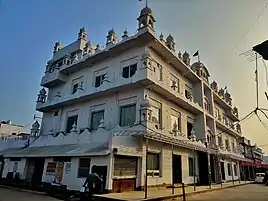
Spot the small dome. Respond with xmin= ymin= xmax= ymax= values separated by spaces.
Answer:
xmin=140 ymin=6 xmax=153 ymax=16
xmin=32 ymin=121 xmax=40 ymax=130
xmin=39 ymin=88 xmax=46 ymax=95
xmin=191 ymin=62 xmax=210 ymax=77
xmin=183 ymin=51 xmax=189 ymax=58
xmin=166 ymin=34 xmax=174 ymax=41
xmin=108 ymin=28 xmax=115 ymax=35
xmin=80 ymin=26 xmax=86 ymax=33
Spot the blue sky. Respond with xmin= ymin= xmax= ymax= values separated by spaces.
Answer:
xmin=1 ymin=0 xmax=268 ymax=151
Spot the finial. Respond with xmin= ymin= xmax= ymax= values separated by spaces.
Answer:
xmin=78 ymin=26 xmax=87 ymax=40
xmin=159 ymin=33 xmax=164 ymax=41
xmin=53 ymin=41 xmax=61 ymax=53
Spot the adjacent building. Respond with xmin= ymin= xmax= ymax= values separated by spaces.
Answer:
xmin=0 ymin=6 xmax=249 ymax=193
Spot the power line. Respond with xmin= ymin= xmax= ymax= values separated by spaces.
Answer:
xmin=255 ymin=111 xmax=268 ymax=132
xmin=232 ymin=2 xmax=268 ymax=53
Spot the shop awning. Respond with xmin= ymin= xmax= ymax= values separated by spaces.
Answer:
xmin=2 ymin=142 xmax=110 ymax=158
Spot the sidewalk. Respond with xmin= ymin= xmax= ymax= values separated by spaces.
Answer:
xmin=94 ymin=181 xmax=253 ymax=201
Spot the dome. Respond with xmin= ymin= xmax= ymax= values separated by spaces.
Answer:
xmin=32 ymin=121 xmax=40 ymax=130
xmin=108 ymin=28 xmax=115 ymax=35
xmin=80 ymin=26 xmax=86 ymax=33
xmin=183 ymin=51 xmax=189 ymax=58
xmin=140 ymin=6 xmax=153 ymax=16
xmin=166 ymin=34 xmax=174 ymax=41
xmin=191 ymin=62 xmax=210 ymax=77
xmin=39 ymin=88 xmax=46 ymax=95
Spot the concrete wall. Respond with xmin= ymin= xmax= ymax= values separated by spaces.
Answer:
xmin=138 ymin=140 xmax=199 ymax=187
xmin=41 ymin=89 xmax=144 ymax=135
xmin=2 ymin=158 xmax=27 ymax=180
xmin=41 ymin=156 xmax=111 ymax=191
xmin=222 ymin=159 xmax=240 ymax=181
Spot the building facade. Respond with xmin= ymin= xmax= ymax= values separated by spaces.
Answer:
xmin=1 ymin=6 xmax=248 ymax=193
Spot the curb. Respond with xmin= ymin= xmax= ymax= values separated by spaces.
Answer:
xmin=94 ymin=182 xmax=253 ymax=201
xmin=0 ymin=185 xmax=46 ymax=196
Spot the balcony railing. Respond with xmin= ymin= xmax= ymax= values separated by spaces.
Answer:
xmin=215 ymin=116 xmax=241 ymax=136
xmin=41 ymin=69 xmax=67 ymax=88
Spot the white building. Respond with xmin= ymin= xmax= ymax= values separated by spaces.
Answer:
xmin=1 ymin=6 xmax=248 ymax=193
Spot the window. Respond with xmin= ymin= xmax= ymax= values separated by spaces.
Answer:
xmin=122 ymin=64 xmax=137 ymax=78
xmin=95 ymin=74 xmax=106 ymax=87
xmin=218 ymin=136 xmax=223 ymax=146
xmin=46 ymin=162 xmax=56 ymax=175
xmin=66 ymin=115 xmax=78 ymax=133
xmin=72 ymin=83 xmax=79 ymax=94
xmin=232 ymin=141 xmax=235 ymax=152
xmin=225 ymin=139 xmax=230 ymax=150
xmin=227 ymin=163 xmax=231 ymax=176
xmin=147 ymin=153 xmax=160 ymax=176
xmin=215 ymin=108 xmax=220 ymax=119
xmin=90 ymin=110 xmax=104 ymax=130
xmin=155 ymin=63 xmax=162 ymax=81
xmin=120 ymin=104 xmax=136 ymax=127
xmin=170 ymin=74 xmax=180 ymax=92
xmin=171 ymin=113 xmax=181 ymax=132
xmin=113 ymin=156 xmax=137 ymax=176
xmin=78 ymin=158 xmax=90 ymax=178
xmin=151 ymin=106 xmax=161 ymax=129
xmin=234 ymin=164 xmax=237 ymax=176
xmin=54 ymin=111 xmax=58 ymax=116
xmin=185 ymin=84 xmax=193 ymax=100
xmin=188 ymin=157 xmax=194 ymax=176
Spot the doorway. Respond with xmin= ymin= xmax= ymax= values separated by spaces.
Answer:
xmin=172 ymin=154 xmax=182 ymax=184
xmin=91 ymin=165 xmax=107 ymax=192
xmin=210 ymin=154 xmax=215 ymax=183
xmin=31 ymin=158 xmax=45 ymax=187
xmin=220 ymin=162 xmax=226 ymax=181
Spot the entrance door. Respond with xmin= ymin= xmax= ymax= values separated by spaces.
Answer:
xmin=210 ymin=154 xmax=215 ymax=183
xmin=172 ymin=154 xmax=182 ymax=183
xmin=31 ymin=158 xmax=45 ymax=187
xmin=220 ymin=162 xmax=226 ymax=180
xmin=91 ymin=165 xmax=107 ymax=192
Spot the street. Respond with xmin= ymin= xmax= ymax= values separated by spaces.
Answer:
xmin=186 ymin=184 xmax=268 ymax=201
xmin=0 ymin=187 xmax=59 ymax=201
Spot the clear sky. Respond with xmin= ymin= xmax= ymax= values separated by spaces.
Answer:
xmin=1 ymin=0 xmax=268 ymax=152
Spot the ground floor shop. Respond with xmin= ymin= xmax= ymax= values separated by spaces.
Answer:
xmin=0 ymin=138 xmax=210 ymax=193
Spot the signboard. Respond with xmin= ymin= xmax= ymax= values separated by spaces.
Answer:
xmin=65 ymin=162 xmax=71 ymax=175
xmin=52 ymin=162 xmax=64 ymax=185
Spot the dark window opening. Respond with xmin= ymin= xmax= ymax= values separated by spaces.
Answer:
xmin=120 ymin=104 xmax=136 ymax=127
xmin=122 ymin=64 xmax=137 ymax=78
xmin=54 ymin=111 xmax=58 ymax=116
xmin=90 ymin=110 xmax=104 ymax=131
xmin=147 ymin=153 xmax=160 ymax=171
xmin=187 ymin=122 xmax=193 ymax=138
xmin=72 ymin=83 xmax=79 ymax=94
xmin=227 ymin=163 xmax=231 ymax=176
xmin=95 ymin=74 xmax=106 ymax=87
xmin=78 ymin=158 xmax=91 ymax=178
xmin=66 ymin=115 xmax=78 ymax=133
xmin=188 ymin=157 xmax=194 ymax=176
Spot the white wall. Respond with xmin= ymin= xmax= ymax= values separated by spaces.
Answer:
xmin=41 ymin=89 xmax=144 ymax=135
xmin=41 ymin=156 xmax=110 ymax=191
xmin=2 ymin=158 xmax=27 ymax=180
xmin=138 ymin=140 xmax=199 ymax=187
xmin=222 ymin=159 xmax=240 ymax=181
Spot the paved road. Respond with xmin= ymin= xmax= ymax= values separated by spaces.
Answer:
xmin=0 ymin=187 xmax=59 ymax=201
xmin=186 ymin=184 xmax=268 ymax=201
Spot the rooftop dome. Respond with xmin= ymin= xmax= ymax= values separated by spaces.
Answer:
xmin=140 ymin=6 xmax=153 ymax=16
xmin=166 ymin=34 xmax=174 ymax=41
xmin=191 ymin=62 xmax=210 ymax=77
xmin=183 ymin=51 xmax=189 ymax=58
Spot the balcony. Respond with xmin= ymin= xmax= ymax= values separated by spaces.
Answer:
xmin=215 ymin=117 xmax=241 ymax=137
xmin=148 ymin=81 xmax=203 ymax=115
xmin=36 ymin=66 xmax=149 ymax=112
xmin=41 ymin=70 xmax=67 ymax=88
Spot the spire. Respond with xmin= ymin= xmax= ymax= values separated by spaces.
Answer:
xmin=78 ymin=26 xmax=87 ymax=40
xmin=137 ymin=5 xmax=156 ymax=31
xmin=53 ymin=41 xmax=61 ymax=53
xmin=106 ymin=28 xmax=117 ymax=45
